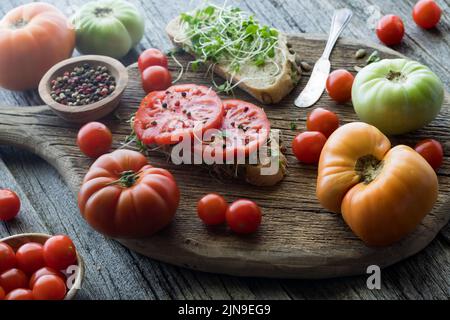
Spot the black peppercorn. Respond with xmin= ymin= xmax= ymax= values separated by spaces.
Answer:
xmin=50 ymin=63 xmax=116 ymax=106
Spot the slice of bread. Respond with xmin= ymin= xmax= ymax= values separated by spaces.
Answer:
xmin=166 ymin=16 xmax=300 ymax=104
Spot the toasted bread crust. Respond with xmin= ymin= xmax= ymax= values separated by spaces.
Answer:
xmin=166 ymin=16 xmax=300 ymax=104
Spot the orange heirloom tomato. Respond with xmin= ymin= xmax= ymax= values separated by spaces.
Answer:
xmin=78 ymin=149 xmax=180 ymax=238
xmin=316 ymin=122 xmax=438 ymax=246
xmin=0 ymin=3 xmax=75 ymax=90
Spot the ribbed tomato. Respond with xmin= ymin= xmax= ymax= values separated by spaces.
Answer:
xmin=78 ymin=149 xmax=180 ymax=238
xmin=317 ymin=122 xmax=438 ymax=246
xmin=0 ymin=3 xmax=75 ymax=90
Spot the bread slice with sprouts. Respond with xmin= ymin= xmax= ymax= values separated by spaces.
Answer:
xmin=166 ymin=5 xmax=300 ymax=104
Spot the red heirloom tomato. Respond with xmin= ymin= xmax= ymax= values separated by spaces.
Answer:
xmin=292 ymin=131 xmax=327 ymax=164
xmin=142 ymin=66 xmax=172 ymax=93
xmin=77 ymin=122 xmax=112 ymax=159
xmin=197 ymin=194 xmax=228 ymax=225
xmin=376 ymin=15 xmax=405 ymax=46
xmin=326 ymin=69 xmax=354 ymax=103
xmin=30 ymin=267 xmax=65 ymax=288
xmin=0 ymin=242 xmax=16 ymax=273
xmin=0 ymin=189 xmax=20 ymax=221
xmin=43 ymin=235 xmax=77 ymax=271
xmin=413 ymin=0 xmax=441 ymax=29
xmin=0 ymin=286 xmax=5 ymax=299
xmin=32 ymin=275 xmax=66 ymax=300
xmin=15 ymin=242 xmax=45 ymax=274
xmin=0 ymin=268 xmax=28 ymax=293
xmin=138 ymin=48 xmax=168 ymax=72
xmin=306 ymin=108 xmax=340 ymax=137
xmin=78 ymin=149 xmax=180 ymax=238
xmin=200 ymin=99 xmax=271 ymax=160
xmin=134 ymin=84 xmax=224 ymax=145
xmin=226 ymin=199 xmax=262 ymax=234
xmin=5 ymin=288 xmax=34 ymax=300
xmin=414 ymin=139 xmax=443 ymax=171
xmin=0 ymin=3 xmax=75 ymax=91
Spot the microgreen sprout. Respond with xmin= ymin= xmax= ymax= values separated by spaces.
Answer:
xmin=174 ymin=3 xmax=285 ymax=93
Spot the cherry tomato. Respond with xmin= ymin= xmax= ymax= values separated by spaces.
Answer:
xmin=413 ymin=0 xmax=441 ymax=29
xmin=306 ymin=108 xmax=340 ymax=137
xmin=30 ymin=267 xmax=65 ymax=288
xmin=226 ymin=199 xmax=262 ymax=234
xmin=15 ymin=242 xmax=45 ymax=275
xmin=5 ymin=288 xmax=33 ymax=300
xmin=0 ymin=242 xmax=16 ymax=273
xmin=138 ymin=48 xmax=168 ymax=73
xmin=197 ymin=194 xmax=228 ymax=225
xmin=0 ymin=286 xmax=5 ymax=300
xmin=77 ymin=122 xmax=112 ymax=159
xmin=414 ymin=139 xmax=443 ymax=171
xmin=32 ymin=275 xmax=66 ymax=300
xmin=326 ymin=69 xmax=354 ymax=103
xmin=0 ymin=268 xmax=28 ymax=293
xmin=292 ymin=131 xmax=327 ymax=164
xmin=0 ymin=189 xmax=20 ymax=221
xmin=376 ymin=15 xmax=405 ymax=46
xmin=142 ymin=65 xmax=172 ymax=93
xmin=43 ymin=235 xmax=77 ymax=271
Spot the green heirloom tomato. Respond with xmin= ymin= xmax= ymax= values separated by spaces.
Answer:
xmin=352 ymin=59 xmax=444 ymax=135
xmin=71 ymin=0 xmax=145 ymax=59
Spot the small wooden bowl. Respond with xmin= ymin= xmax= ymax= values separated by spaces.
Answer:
xmin=0 ymin=233 xmax=85 ymax=300
xmin=39 ymin=55 xmax=128 ymax=124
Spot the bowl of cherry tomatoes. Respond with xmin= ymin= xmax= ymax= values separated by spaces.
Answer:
xmin=0 ymin=233 xmax=84 ymax=300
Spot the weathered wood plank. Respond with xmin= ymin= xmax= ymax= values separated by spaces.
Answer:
xmin=0 ymin=0 xmax=448 ymax=299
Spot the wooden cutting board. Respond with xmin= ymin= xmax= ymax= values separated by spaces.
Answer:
xmin=0 ymin=34 xmax=449 ymax=279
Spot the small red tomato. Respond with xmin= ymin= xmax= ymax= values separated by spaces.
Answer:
xmin=138 ymin=48 xmax=169 ymax=73
xmin=0 ymin=286 xmax=5 ymax=300
xmin=376 ymin=14 xmax=405 ymax=46
xmin=142 ymin=65 xmax=172 ymax=93
xmin=226 ymin=199 xmax=262 ymax=234
xmin=0 ymin=189 xmax=20 ymax=221
xmin=15 ymin=242 xmax=45 ymax=275
xmin=77 ymin=122 xmax=112 ymax=159
xmin=292 ymin=131 xmax=327 ymax=164
xmin=415 ymin=139 xmax=444 ymax=171
xmin=43 ymin=235 xmax=77 ymax=271
xmin=197 ymin=194 xmax=228 ymax=225
xmin=0 ymin=268 xmax=28 ymax=293
xmin=32 ymin=275 xmax=66 ymax=300
xmin=326 ymin=69 xmax=354 ymax=103
xmin=30 ymin=267 xmax=65 ymax=288
xmin=5 ymin=288 xmax=33 ymax=300
xmin=413 ymin=0 xmax=442 ymax=29
xmin=306 ymin=108 xmax=340 ymax=137
xmin=0 ymin=242 xmax=16 ymax=273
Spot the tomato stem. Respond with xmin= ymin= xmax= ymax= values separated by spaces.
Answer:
xmin=10 ymin=19 xmax=28 ymax=29
xmin=107 ymin=170 xmax=140 ymax=188
xmin=94 ymin=7 xmax=113 ymax=18
xmin=386 ymin=70 xmax=406 ymax=82
xmin=355 ymin=155 xmax=383 ymax=184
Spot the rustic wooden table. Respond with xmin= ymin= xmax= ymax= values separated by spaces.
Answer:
xmin=0 ymin=0 xmax=449 ymax=300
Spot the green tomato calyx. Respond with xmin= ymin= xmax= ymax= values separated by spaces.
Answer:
xmin=355 ymin=155 xmax=383 ymax=184
xmin=108 ymin=170 xmax=141 ymax=188
xmin=386 ymin=70 xmax=406 ymax=83
xmin=94 ymin=7 xmax=114 ymax=18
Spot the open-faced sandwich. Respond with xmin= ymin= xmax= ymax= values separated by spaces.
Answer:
xmin=166 ymin=4 xmax=300 ymax=104
xmin=131 ymin=84 xmax=287 ymax=186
